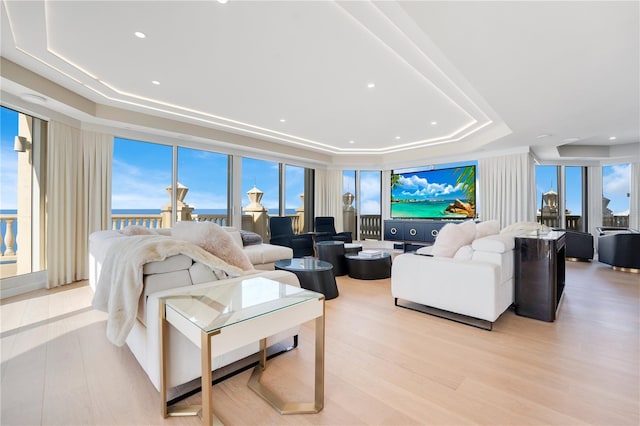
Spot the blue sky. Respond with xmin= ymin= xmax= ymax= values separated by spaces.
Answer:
xmin=0 ymin=107 xmax=18 ymax=209
xmin=536 ymin=164 xmax=631 ymax=215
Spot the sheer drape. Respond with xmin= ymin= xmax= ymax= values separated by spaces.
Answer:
xmin=587 ymin=166 xmax=603 ymax=239
xmin=479 ymin=152 xmax=536 ymax=228
xmin=314 ymin=169 xmax=344 ymax=231
xmin=629 ymin=162 xmax=639 ymax=230
xmin=47 ymin=122 xmax=112 ymax=288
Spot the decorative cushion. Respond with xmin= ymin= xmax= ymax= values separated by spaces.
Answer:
xmin=453 ymin=245 xmax=474 ymax=260
xmin=122 ymin=225 xmax=157 ymax=236
xmin=431 ymin=220 xmax=477 ymax=258
xmin=223 ymin=226 xmax=244 ymax=248
xmin=500 ymin=221 xmax=542 ymax=235
xmin=475 ymin=220 xmax=500 ymax=239
xmin=240 ymin=230 xmax=263 ymax=246
xmin=172 ymin=221 xmax=254 ymax=271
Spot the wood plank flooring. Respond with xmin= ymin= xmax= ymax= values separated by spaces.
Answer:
xmin=1 ymin=260 xmax=638 ymax=425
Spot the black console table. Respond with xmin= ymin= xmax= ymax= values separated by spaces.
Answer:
xmin=514 ymin=231 xmax=566 ymax=322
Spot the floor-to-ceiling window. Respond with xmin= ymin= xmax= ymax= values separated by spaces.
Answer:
xmin=602 ymin=163 xmax=630 ymax=227
xmin=177 ymin=147 xmax=229 ymax=225
xmin=285 ymin=164 xmax=306 ymax=232
xmin=112 ymin=138 xmax=172 ymax=229
xmin=565 ymin=166 xmax=585 ymax=231
xmin=535 ymin=165 xmax=560 ymax=227
xmin=0 ymin=106 xmax=46 ymax=282
xmin=342 ymin=170 xmax=357 ymax=236
xmin=359 ymin=170 xmax=381 ymax=239
xmin=241 ymin=157 xmax=279 ymax=237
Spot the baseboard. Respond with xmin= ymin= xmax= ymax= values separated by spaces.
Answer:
xmin=0 ymin=270 xmax=48 ymax=299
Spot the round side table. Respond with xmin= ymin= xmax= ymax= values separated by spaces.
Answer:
xmin=316 ymin=241 xmax=347 ymax=276
xmin=345 ymin=252 xmax=392 ymax=280
xmin=274 ymin=258 xmax=339 ymax=299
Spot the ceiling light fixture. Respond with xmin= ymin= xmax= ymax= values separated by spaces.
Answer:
xmin=349 ymin=140 xmax=355 ymax=144
xmin=563 ymin=137 xmax=581 ymax=143
xmin=536 ymin=133 xmax=551 ymax=139
xmin=279 ymin=118 xmax=286 ymax=123
xmin=395 ymin=136 xmax=401 ymax=140
xmin=431 ymin=121 xmax=438 ymax=126
xmin=152 ymin=80 xmax=160 ymax=85
xmin=609 ymin=136 xmax=617 ymax=140
xmin=367 ymin=83 xmax=375 ymax=88
xmin=217 ymin=0 xmax=229 ymax=4
xmin=134 ymin=31 xmax=146 ymax=39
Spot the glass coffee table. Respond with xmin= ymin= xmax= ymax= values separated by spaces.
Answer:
xmin=160 ymin=277 xmax=325 ymax=425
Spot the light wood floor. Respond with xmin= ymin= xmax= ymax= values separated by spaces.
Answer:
xmin=1 ymin=261 xmax=638 ymax=425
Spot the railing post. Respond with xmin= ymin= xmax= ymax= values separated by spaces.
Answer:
xmin=3 ymin=219 xmax=16 ymax=256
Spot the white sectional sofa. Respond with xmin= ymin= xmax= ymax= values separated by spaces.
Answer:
xmin=89 ymin=224 xmax=299 ymax=392
xmin=391 ymin=220 xmax=519 ymax=330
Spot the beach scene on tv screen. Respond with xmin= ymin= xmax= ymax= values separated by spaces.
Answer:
xmin=391 ymin=166 xmax=476 ymax=219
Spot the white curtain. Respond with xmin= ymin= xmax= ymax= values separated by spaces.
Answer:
xmin=479 ymin=152 xmax=536 ymax=228
xmin=587 ymin=166 xmax=603 ymax=240
xmin=47 ymin=122 xmax=112 ymax=288
xmin=630 ymin=162 xmax=639 ymax=230
xmin=314 ymin=169 xmax=344 ymax=231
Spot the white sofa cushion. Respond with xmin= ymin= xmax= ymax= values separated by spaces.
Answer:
xmin=432 ymin=220 xmax=477 ymax=258
xmin=223 ymin=226 xmax=244 ymax=248
xmin=243 ymin=243 xmax=293 ymax=265
xmin=143 ymin=254 xmax=193 ymax=275
xmin=472 ymin=233 xmax=515 ymax=253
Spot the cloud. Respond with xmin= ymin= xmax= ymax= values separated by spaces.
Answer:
xmin=603 ymin=164 xmax=630 ymax=196
xmin=397 ymin=175 xmax=462 ymax=198
xmin=360 ymin=199 xmax=380 ymax=215
xmin=111 ymin=159 xmax=172 ymax=209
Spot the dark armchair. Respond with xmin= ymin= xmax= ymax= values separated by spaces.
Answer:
xmin=595 ymin=227 xmax=640 ymax=272
xmin=314 ymin=216 xmax=353 ymax=243
xmin=269 ymin=216 xmax=314 ymax=258
xmin=553 ymin=228 xmax=594 ymax=261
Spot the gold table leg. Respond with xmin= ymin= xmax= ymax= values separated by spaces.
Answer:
xmin=247 ymin=301 xmax=325 ymax=414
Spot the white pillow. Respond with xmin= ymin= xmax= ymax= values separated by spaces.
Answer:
xmin=172 ymin=221 xmax=254 ymax=271
xmin=475 ymin=220 xmax=500 ymax=239
xmin=500 ymin=221 xmax=542 ymax=235
xmin=431 ymin=221 xmax=477 ymax=258
xmin=453 ymin=245 xmax=474 ymax=260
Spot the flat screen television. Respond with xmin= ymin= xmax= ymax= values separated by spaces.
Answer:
xmin=391 ymin=165 xmax=476 ymax=219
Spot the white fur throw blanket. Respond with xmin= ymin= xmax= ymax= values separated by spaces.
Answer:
xmin=92 ymin=235 xmax=245 ymax=346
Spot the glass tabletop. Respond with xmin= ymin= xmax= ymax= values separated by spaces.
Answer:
xmin=274 ymin=258 xmax=333 ymax=272
xmin=164 ymin=277 xmax=322 ymax=334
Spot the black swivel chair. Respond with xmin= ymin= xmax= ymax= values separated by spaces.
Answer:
xmin=269 ymin=216 xmax=314 ymax=258
xmin=595 ymin=227 xmax=640 ymax=271
xmin=552 ymin=228 xmax=594 ymax=261
xmin=314 ymin=216 xmax=353 ymax=243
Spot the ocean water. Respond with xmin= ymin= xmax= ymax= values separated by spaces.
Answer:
xmin=390 ymin=200 xmax=470 ymax=219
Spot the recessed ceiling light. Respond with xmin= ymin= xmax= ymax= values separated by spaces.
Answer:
xmin=152 ymin=80 xmax=160 ymax=85
xmin=536 ymin=133 xmax=551 ymax=139
xmin=367 ymin=83 xmax=375 ymax=89
xmin=348 ymin=140 xmax=355 ymax=144
xmin=609 ymin=136 xmax=617 ymax=140
xmin=563 ymin=137 xmax=581 ymax=143
xmin=431 ymin=121 xmax=438 ymax=126
xmin=134 ymin=31 xmax=146 ymax=39
xmin=395 ymin=136 xmax=401 ymax=140
xmin=217 ymin=0 xmax=229 ymax=3
xmin=279 ymin=118 xmax=286 ymax=123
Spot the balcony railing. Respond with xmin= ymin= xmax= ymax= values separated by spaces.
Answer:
xmin=359 ymin=215 xmax=382 ymax=240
